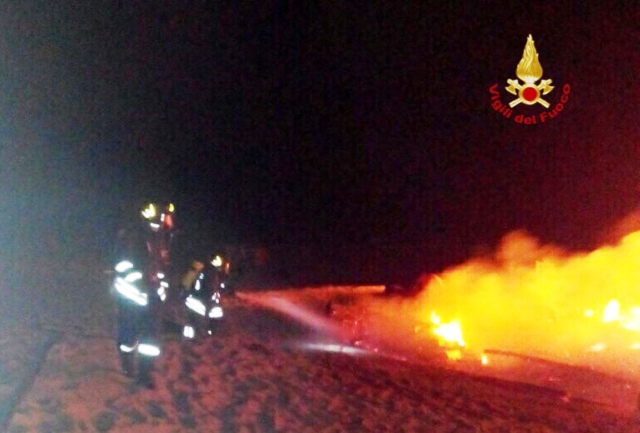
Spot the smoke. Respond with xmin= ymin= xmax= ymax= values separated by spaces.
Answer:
xmin=357 ymin=228 xmax=640 ymax=379
xmin=598 ymin=211 xmax=640 ymax=246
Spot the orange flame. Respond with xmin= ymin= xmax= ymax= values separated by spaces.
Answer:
xmin=416 ymin=229 xmax=640 ymax=377
xmin=431 ymin=312 xmax=465 ymax=348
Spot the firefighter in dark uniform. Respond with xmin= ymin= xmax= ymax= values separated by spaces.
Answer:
xmin=112 ymin=202 xmax=175 ymax=387
xmin=181 ymin=253 xmax=228 ymax=339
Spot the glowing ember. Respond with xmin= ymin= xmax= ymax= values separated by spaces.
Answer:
xmin=445 ymin=349 xmax=462 ymax=361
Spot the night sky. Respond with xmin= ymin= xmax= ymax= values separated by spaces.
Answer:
xmin=0 ymin=2 xmax=637 ymax=282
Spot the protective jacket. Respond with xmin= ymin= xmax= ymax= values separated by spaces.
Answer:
xmin=113 ymin=222 xmax=169 ymax=383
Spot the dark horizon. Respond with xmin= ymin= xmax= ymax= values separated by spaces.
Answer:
xmin=0 ymin=2 xmax=637 ymax=284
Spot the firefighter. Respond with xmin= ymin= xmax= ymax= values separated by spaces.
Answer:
xmin=112 ymin=201 xmax=175 ymax=388
xmin=205 ymin=253 xmax=228 ymax=333
xmin=181 ymin=253 xmax=228 ymax=339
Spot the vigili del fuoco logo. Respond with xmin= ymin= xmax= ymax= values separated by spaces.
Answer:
xmin=489 ymin=34 xmax=570 ymax=125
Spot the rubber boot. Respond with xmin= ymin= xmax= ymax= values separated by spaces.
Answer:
xmin=137 ymin=356 xmax=155 ymax=389
xmin=119 ymin=351 xmax=135 ymax=378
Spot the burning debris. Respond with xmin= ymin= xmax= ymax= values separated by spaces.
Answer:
xmin=408 ymin=229 xmax=640 ymax=379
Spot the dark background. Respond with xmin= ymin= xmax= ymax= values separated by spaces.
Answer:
xmin=0 ymin=2 xmax=637 ymax=287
